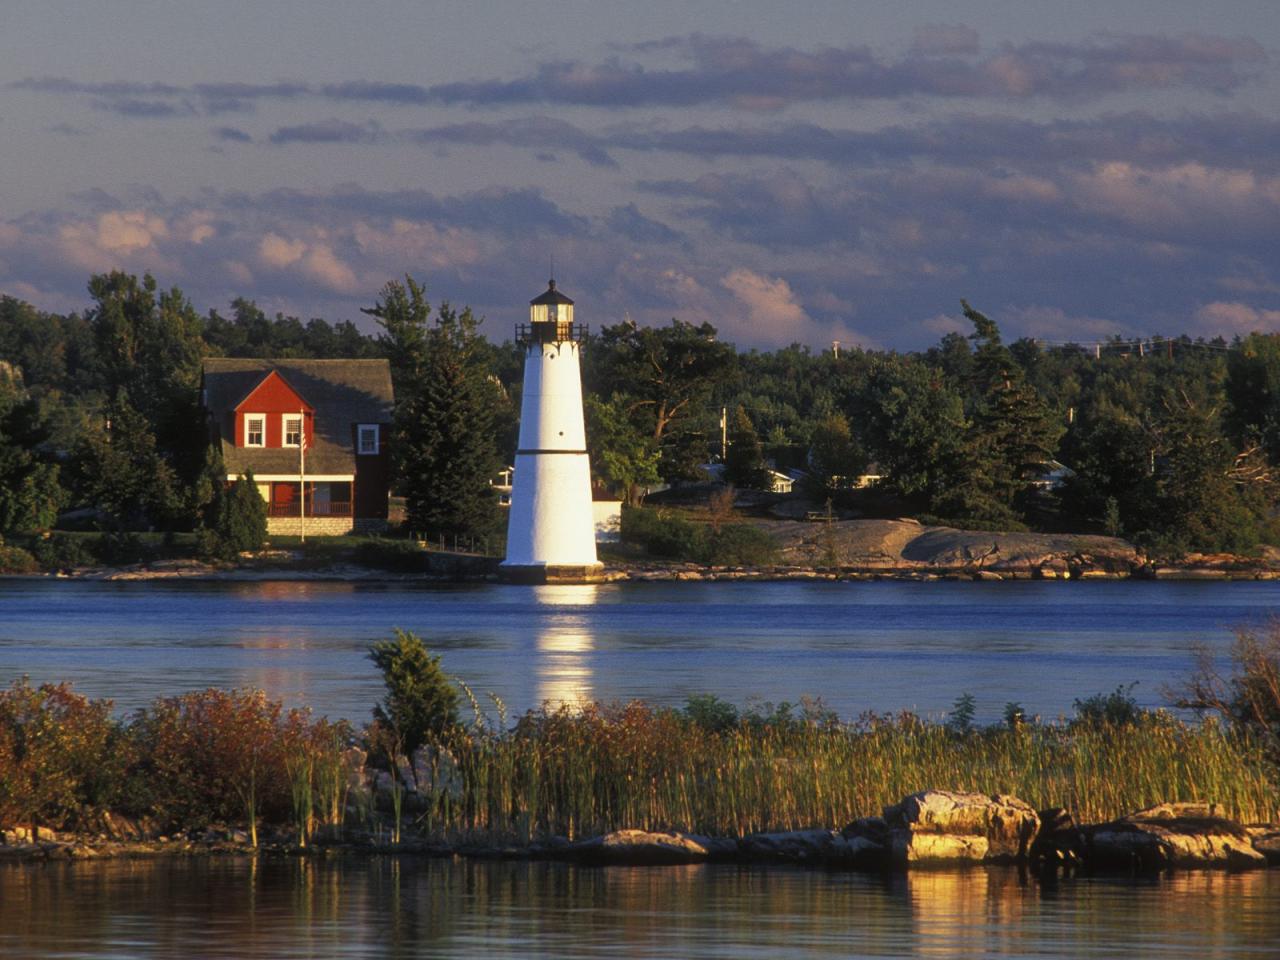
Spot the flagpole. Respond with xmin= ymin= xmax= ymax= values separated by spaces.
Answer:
xmin=299 ymin=409 xmax=306 ymax=543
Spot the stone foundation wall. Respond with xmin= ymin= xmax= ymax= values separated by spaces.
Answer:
xmin=267 ymin=517 xmax=353 ymax=536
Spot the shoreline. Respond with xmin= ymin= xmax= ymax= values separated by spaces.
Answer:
xmin=5 ymin=556 xmax=1279 ymax=583
xmin=6 ymin=797 xmax=1279 ymax=875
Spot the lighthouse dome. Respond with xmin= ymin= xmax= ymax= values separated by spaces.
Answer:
xmin=530 ymin=278 xmax=574 ymax=307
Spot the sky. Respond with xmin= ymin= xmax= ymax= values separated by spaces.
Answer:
xmin=2 ymin=0 xmax=1279 ymax=350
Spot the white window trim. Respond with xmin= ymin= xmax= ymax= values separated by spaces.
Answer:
xmin=244 ymin=413 xmax=266 ymax=448
xmin=358 ymin=423 xmax=380 ymax=455
xmin=282 ymin=413 xmax=303 ymax=448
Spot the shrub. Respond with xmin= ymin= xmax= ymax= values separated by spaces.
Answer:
xmin=203 ymin=473 xmax=267 ymax=560
xmin=1171 ymin=625 xmax=1280 ymax=760
xmin=353 ymin=538 xmax=426 ymax=572
xmin=30 ymin=534 xmax=94 ymax=571
xmin=0 ymin=679 xmax=122 ymax=832
xmin=1073 ymin=682 xmax=1145 ymax=727
xmin=0 ymin=542 xmax=38 ymax=574
xmin=91 ymin=531 xmax=152 ymax=565
xmin=129 ymin=688 xmax=294 ymax=835
xmin=621 ymin=506 xmax=777 ymax=565
xmin=368 ymin=630 xmax=460 ymax=784
xmin=698 ymin=523 xmax=778 ymax=566
xmin=621 ymin=506 xmax=702 ymax=559
xmin=682 ymin=694 xmax=740 ymax=734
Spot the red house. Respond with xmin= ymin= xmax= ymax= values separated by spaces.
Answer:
xmin=201 ymin=359 xmax=394 ymax=534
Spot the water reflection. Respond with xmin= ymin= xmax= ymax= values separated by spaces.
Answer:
xmin=532 ymin=584 xmax=599 ymax=706
xmin=2 ymin=859 xmax=1278 ymax=959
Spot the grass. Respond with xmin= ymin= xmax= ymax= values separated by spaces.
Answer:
xmin=4 ymin=679 xmax=1277 ymax=844
xmin=428 ymin=702 xmax=1278 ymax=843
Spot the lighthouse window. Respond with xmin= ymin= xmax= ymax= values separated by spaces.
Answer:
xmin=245 ymin=414 xmax=265 ymax=447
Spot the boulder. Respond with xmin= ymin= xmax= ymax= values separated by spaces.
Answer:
xmin=1246 ymin=827 xmax=1280 ymax=866
xmin=1084 ymin=803 xmax=1267 ymax=871
xmin=569 ymin=829 xmax=712 ymax=866
xmin=740 ymin=828 xmax=837 ymax=863
xmin=883 ymin=791 xmax=1040 ymax=865
xmin=891 ymin=832 xmax=989 ymax=865
xmin=1030 ymin=807 xmax=1085 ymax=869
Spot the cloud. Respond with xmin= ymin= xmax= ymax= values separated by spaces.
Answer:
xmin=401 ymin=117 xmax=617 ymax=167
xmin=258 ymin=232 xmax=306 ymax=268
xmin=912 ymin=24 xmax=981 ymax=56
xmin=269 ymin=119 xmax=384 ymax=144
xmin=1194 ymin=301 xmax=1280 ymax=334
xmin=605 ymin=204 xmax=682 ymax=243
xmin=429 ymin=32 xmax=1268 ymax=108
xmin=721 ymin=268 xmax=811 ymax=336
xmin=11 ymin=30 xmax=1267 ymax=121
xmin=214 ymin=126 xmax=253 ymax=143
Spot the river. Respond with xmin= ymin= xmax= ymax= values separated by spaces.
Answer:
xmin=1 ymin=578 xmax=1277 ymax=722
xmin=2 ymin=857 xmax=1278 ymax=959
xmin=3 ymin=577 xmax=1280 ymax=958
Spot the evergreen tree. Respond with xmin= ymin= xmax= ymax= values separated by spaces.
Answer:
xmin=724 ymin=405 xmax=771 ymax=490
xmin=956 ymin=301 xmax=1063 ymax=523
xmin=398 ymin=303 xmax=502 ymax=539
xmin=0 ymin=368 xmax=63 ymax=535
xmin=69 ymin=393 xmax=179 ymax=532
xmin=207 ymin=473 xmax=267 ymax=558
xmin=368 ymin=630 xmax=460 ymax=783
xmin=363 ymin=276 xmax=431 ymax=394
xmin=858 ymin=358 xmax=969 ymax=509
xmin=805 ymin=412 xmax=867 ymax=498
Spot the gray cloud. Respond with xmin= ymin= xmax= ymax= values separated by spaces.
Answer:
xmin=12 ymin=30 xmax=1267 ymax=120
xmin=430 ymin=32 xmax=1267 ymax=108
xmin=214 ymin=126 xmax=253 ymax=143
xmin=269 ymin=119 xmax=385 ymax=144
xmin=912 ymin=24 xmax=981 ymax=56
xmin=605 ymin=204 xmax=683 ymax=244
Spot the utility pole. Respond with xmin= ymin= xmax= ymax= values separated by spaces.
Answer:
xmin=298 ymin=409 xmax=306 ymax=543
xmin=720 ymin=407 xmax=728 ymax=462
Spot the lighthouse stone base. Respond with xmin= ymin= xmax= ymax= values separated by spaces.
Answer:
xmin=499 ymin=562 xmax=606 ymax=585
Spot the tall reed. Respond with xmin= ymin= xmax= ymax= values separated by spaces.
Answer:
xmin=430 ymin=704 xmax=1278 ymax=843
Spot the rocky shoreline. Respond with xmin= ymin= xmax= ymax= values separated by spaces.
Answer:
xmin=5 ymin=792 xmax=1278 ymax=875
xmin=6 ymin=519 xmax=1278 ymax=583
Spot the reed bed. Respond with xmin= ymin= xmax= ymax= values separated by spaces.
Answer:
xmin=4 ymin=679 xmax=1276 ymax=844
xmin=430 ymin=703 xmax=1279 ymax=842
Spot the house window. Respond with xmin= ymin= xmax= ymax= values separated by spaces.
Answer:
xmin=358 ymin=424 xmax=380 ymax=455
xmin=245 ymin=414 xmax=265 ymax=447
xmin=283 ymin=415 xmax=302 ymax=448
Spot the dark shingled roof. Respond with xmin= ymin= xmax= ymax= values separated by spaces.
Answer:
xmin=530 ymin=278 xmax=573 ymax=307
xmin=202 ymin=358 xmax=393 ymax=476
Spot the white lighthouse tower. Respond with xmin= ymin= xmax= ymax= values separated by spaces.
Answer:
xmin=501 ymin=279 xmax=604 ymax=583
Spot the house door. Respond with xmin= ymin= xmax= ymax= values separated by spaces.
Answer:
xmin=271 ymin=482 xmax=296 ymax=517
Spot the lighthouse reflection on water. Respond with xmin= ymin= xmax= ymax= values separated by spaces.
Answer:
xmin=530 ymin=584 xmax=598 ymax=706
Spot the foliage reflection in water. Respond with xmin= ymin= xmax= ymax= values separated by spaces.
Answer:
xmin=2 ymin=858 xmax=1278 ymax=959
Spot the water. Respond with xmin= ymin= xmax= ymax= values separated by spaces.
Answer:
xmin=1 ymin=579 xmax=1278 ymax=722
xmin=3 ymin=578 xmax=1279 ymax=957
xmin=2 ymin=857 xmax=1278 ymax=959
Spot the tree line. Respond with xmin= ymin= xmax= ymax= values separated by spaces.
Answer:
xmin=2 ymin=271 xmax=1279 ymax=560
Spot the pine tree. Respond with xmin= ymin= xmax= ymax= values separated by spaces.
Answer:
xmin=724 ymin=405 xmax=771 ymax=490
xmin=399 ymin=303 xmax=502 ymax=539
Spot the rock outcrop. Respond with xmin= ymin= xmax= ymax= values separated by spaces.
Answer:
xmin=1083 ymin=803 xmax=1268 ymax=871
xmin=568 ymin=829 xmax=717 ymax=865
xmin=773 ymin=519 xmax=1142 ymax=578
xmin=881 ymin=790 xmax=1041 ymax=865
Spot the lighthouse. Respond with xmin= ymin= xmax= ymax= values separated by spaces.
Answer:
xmin=501 ymin=279 xmax=604 ymax=583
